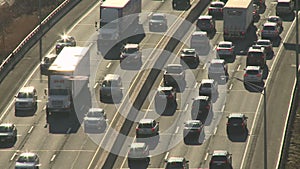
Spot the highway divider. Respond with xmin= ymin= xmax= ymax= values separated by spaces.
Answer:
xmin=96 ymin=0 xmax=210 ymax=168
xmin=0 ymin=0 xmax=82 ymax=83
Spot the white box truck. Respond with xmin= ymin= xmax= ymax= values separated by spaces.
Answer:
xmin=98 ymin=0 xmax=141 ymax=43
xmin=46 ymin=46 xmax=91 ymax=115
xmin=223 ymin=0 xmax=254 ymax=40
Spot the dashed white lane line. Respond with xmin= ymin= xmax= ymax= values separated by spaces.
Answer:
xmin=50 ymin=154 xmax=56 ymax=162
xmin=164 ymin=152 xmax=169 ymax=161
xmin=10 ymin=153 xmax=17 ymax=161
xmin=28 ymin=126 xmax=34 ymax=134
xmin=106 ymin=62 xmax=111 ymax=68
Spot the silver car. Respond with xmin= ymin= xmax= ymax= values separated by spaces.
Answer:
xmin=136 ymin=119 xmax=159 ymax=137
xmin=15 ymin=152 xmax=40 ymax=169
xmin=83 ymin=108 xmax=107 ymax=132
xmin=244 ymin=66 xmax=263 ymax=84
xmin=15 ymin=86 xmax=37 ymax=112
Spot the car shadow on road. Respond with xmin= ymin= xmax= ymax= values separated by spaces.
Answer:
xmin=227 ymin=129 xmax=249 ymax=142
xmin=136 ymin=135 xmax=160 ymax=150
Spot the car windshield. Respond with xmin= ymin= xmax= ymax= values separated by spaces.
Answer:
xmin=210 ymin=63 xmax=223 ymax=68
xmin=17 ymin=155 xmax=35 ymax=163
xmin=182 ymin=50 xmax=195 ymax=55
xmin=87 ymin=111 xmax=104 ymax=117
xmin=185 ymin=122 xmax=201 ymax=127
xmin=102 ymin=80 xmax=118 ymax=87
xmin=152 ymin=15 xmax=164 ymax=20
xmin=211 ymin=3 xmax=223 ymax=7
xmin=123 ymin=47 xmax=138 ymax=54
xmin=138 ymin=123 xmax=152 ymax=128
xmin=263 ymin=26 xmax=275 ymax=30
xmin=211 ymin=156 xmax=227 ymax=163
xmin=198 ymin=19 xmax=210 ymax=24
xmin=277 ymin=2 xmax=290 ymax=7
xmin=166 ymin=162 xmax=184 ymax=169
xmin=0 ymin=126 xmax=12 ymax=132
xmin=248 ymin=52 xmax=263 ymax=57
xmin=42 ymin=57 xmax=51 ymax=64
xmin=228 ymin=118 xmax=243 ymax=124
xmin=202 ymin=83 xmax=212 ymax=88
xmin=246 ymin=70 xmax=259 ymax=75
xmin=218 ymin=44 xmax=231 ymax=48
xmin=166 ymin=66 xmax=183 ymax=74
xmin=257 ymin=41 xmax=269 ymax=46
xmin=268 ymin=17 xmax=279 ymax=22
xmin=192 ymin=100 xmax=207 ymax=108
xmin=159 ymin=90 xmax=172 ymax=96
xmin=49 ymin=89 xmax=68 ymax=95
xmin=17 ymin=92 xmax=33 ymax=98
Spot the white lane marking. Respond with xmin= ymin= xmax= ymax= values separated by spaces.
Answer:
xmin=28 ymin=126 xmax=34 ymax=134
xmin=148 ymin=12 xmax=153 ymax=17
xmin=106 ymin=62 xmax=111 ymax=68
xmin=50 ymin=154 xmax=56 ymax=162
xmin=175 ymin=126 xmax=179 ymax=134
xmin=203 ymin=63 xmax=207 ymax=69
xmin=237 ymin=64 xmax=241 ymax=71
xmin=240 ymin=11 xmax=300 ymax=169
xmin=194 ymin=82 xmax=198 ymax=88
xmin=80 ymin=105 xmax=85 ymax=111
xmin=66 ymin=128 xmax=71 ymax=134
xmin=221 ymin=105 xmax=225 ymax=112
xmin=164 ymin=152 xmax=169 ymax=161
xmin=184 ymin=104 xmax=189 ymax=111
xmin=93 ymin=82 xmax=99 ymax=89
xmin=213 ymin=127 xmax=217 ymax=135
xmin=204 ymin=152 xmax=209 ymax=161
xmin=229 ymin=83 xmax=233 ymax=90
xmin=10 ymin=153 xmax=17 ymax=161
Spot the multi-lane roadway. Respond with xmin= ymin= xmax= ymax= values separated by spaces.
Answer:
xmin=0 ymin=0 xmax=298 ymax=169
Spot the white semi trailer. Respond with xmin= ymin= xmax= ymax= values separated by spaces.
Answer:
xmin=98 ymin=0 xmax=142 ymax=44
xmin=46 ymin=46 xmax=91 ymax=115
xmin=223 ymin=0 xmax=254 ymax=40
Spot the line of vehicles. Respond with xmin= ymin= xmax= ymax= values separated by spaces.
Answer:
xmin=0 ymin=0 xmax=295 ymax=168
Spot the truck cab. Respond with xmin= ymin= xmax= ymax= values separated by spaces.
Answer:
xmin=100 ymin=74 xmax=123 ymax=103
xmin=172 ymin=0 xmax=191 ymax=10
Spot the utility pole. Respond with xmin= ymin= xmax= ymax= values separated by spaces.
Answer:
xmin=39 ymin=0 xmax=43 ymax=82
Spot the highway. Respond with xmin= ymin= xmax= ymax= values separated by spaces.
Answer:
xmin=0 ymin=0 xmax=298 ymax=169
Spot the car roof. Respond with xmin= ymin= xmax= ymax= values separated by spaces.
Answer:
xmin=277 ymin=0 xmax=291 ymax=3
xmin=263 ymin=22 xmax=277 ymax=27
xmin=130 ymin=142 xmax=147 ymax=149
xmin=19 ymin=152 xmax=37 ymax=157
xmin=194 ymin=95 xmax=210 ymax=101
xmin=245 ymin=66 xmax=261 ymax=70
xmin=201 ymin=79 xmax=215 ymax=84
xmin=88 ymin=108 xmax=104 ymax=113
xmin=268 ymin=15 xmax=280 ymax=20
xmin=139 ymin=119 xmax=155 ymax=124
xmin=228 ymin=113 xmax=245 ymax=118
xmin=210 ymin=1 xmax=225 ymax=5
xmin=211 ymin=59 xmax=225 ymax=64
xmin=248 ymin=47 xmax=264 ymax=52
xmin=0 ymin=123 xmax=14 ymax=127
xmin=218 ymin=41 xmax=233 ymax=46
xmin=104 ymin=74 xmax=120 ymax=81
xmin=192 ymin=31 xmax=207 ymax=36
xmin=167 ymin=157 xmax=185 ymax=162
xmin=124 ymin=43 xmax=139 ymax=49
xmin=158 ymin=86 xmax=173 ymax=91
xmin=257 ymin=39 xmax=271 ymax=43
xmin=182 ymin=48 xmax=195 ymax=53
xmin=167 ymin=63 xmax=183 ymax=67
xmin=212 ymin=150 xmax=229 ymax=156
xmin=185 ymin=120 xmax=202 ymax=124
xmin=198 ymin=15 xmax=213 ymax=20
xmin=19 ymin=86 xmax=35 ymax=93
xmin=152 ymin=13 xmax=165 ymax=17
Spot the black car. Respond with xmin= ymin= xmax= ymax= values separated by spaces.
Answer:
xmin=0 ymin=123 xmax=17 ymax=144
xmin=40 ymin=53 xmax=57 ymax=75
xmin=196 ymin=15 xmax=216 ymax=33
xmin=55 ymin=35 xmax=76 ymax=54
xmin=226 ymin=113 xmax=248 ymax=135
xmin=155 ymin=86 xmax=177 ymax=106
xmin=191 ymin=96 xmax=211 ymax=121
xmin=183 ymin=120 xmax=204 ymax=143
xmin=180 ymin=48 xmax=199 ymax=67
xmin=149 ymin=13 xmax=168 ymax=32
xmin=209 ymin=150 xmax=232 ymax=169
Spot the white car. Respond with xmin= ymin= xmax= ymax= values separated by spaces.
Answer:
xmin=15 ymin=152 xmax=40 ymax=169
xmin=15 ymin=86 xmax=37 ymax=112
xmin=84 ymin=108 xmax=107 ymax=132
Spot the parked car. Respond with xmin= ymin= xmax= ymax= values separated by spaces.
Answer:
xmin=216 ymin=41 xmax=236 ymax=62
xmin=226 ymin=113 xmax=248 ymax=135
xmin=40 ymin=53 xmax=57 ymax=75
xmin=15 ymin=86 xmax=37 ymax=113
xmin=15 ymin=152 xmax=40 ymax=169
xmin=83 ymin=108 xmax=107 ymax=133
xmin=191 ymin=96 xmax=211 ymax=121
xmin=149 ymin=13 xmax=168 ymax=32
xmin=209 ymin=150 xmax=232 ymax=169
xmin=136 ymin=119 xmax=159 ymax=138
xmin=196 ymin=15 xmax=216 ymax=33
xmin=0 ymin=123 xmax=17 ymax=144
xmin=183 ymin=120 xmax=204 ymax=143
xmin=165 ymin=157 xmax=189 ymax=169
xmin=180 ymin=48 xmax=199 ymax=67
xmin=55 ymin=35 xmax=76 ymax=54
xmin=120 ymin=43 xmax=142 ymax=68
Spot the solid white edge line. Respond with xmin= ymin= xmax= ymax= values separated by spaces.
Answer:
xmin=275 ymin=77 xmax=297 ymax=169
xmin=240 ymin=11 xmax=299 ymax=169
xmin=28 ymin=126 xmax=34 ymax=134
xmin=106 ymin=62 xmax=111 ymax=68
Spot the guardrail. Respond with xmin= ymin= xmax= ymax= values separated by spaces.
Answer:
xmin=0 ymin=0 xmax=82 ymax=83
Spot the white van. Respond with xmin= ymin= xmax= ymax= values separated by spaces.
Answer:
xmin=190 ymin=31 xmax=210 ymax=54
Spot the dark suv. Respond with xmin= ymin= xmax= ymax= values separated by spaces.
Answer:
xmin=196 ymin=15 xmax=216 ymax=33
xmin=136 ymin=119 xmax=159 ymax=138
xmin=165 ymin=157 xmax=189 ymax=169
xmin=191 ymin=96 xmax=211 ymax=121
xmin=40 ymin=53 xmax=57 ymax=75
xmin=0 ymin=123 xmax=17 ymax=145
xmin=199 ymin=79 xmax=218 ymax=101
xmin=209 ymin=150 xmax=232 ymax=169
xmin=226 ymin=113 xmax=248 ymax=135
xmin=155 ymin=86 xmax=177 ymax=108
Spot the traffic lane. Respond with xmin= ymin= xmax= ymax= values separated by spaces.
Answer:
xmin=248 ymin=36 xmax=297 ymax=168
